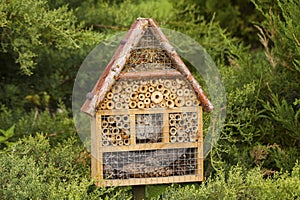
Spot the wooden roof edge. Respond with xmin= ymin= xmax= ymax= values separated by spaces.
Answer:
xmin=81 ymin=18 xmax=213 ymax=115
xmin=81 ymin=18 xmax=150 ymax=115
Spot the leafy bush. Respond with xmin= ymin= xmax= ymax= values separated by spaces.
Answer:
xmin=156 ymin=163 xmax=300 ymax=199
xmin=0 ymin=134 xmax=132 ymax=199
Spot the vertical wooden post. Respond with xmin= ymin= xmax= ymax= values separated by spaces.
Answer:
xmin=132 ymin=185 xmax=146 ymax=200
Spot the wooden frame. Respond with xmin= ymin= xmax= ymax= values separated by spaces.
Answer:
xmin=93 ymin=106 xmax=203 ymax=187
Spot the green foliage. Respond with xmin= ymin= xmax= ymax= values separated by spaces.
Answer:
xmin=0 ymin=134 xmax=132 ymax=199
xmin=0 ymin=124 xmax=15 ymax=147
xmin=156 ymin=164 xmax=300 ymax=199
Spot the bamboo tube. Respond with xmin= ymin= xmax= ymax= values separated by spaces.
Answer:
xmin=117 ymin=140 xmax=124 ymax=146
xmin=137 ymin=101 xmax=145 ymax=109
xmin=125 ymin=80 xmax=133 ymax=87
xmin=190 ymin=133 xmax=197 ymax=142
xmin=125 ymin=87 xmax=132 ymax=94
xmin=163 ymin=88 xmax=170 ymax=96
xmin=170 ymin=93 xmax=177 ymax=100
xmin=170 ymin=113 xmax=175 ymax=119
xmin=115 ymin=134 xmax=122 ymax=141
xmin=177 ymin=127 xmax=185 ymax=136
xmin=148 ymin=86 xmax=155 ymax=93
xmin=124 ymin=97 xmax=130 ymax=103
xmin=115 ymin=102 xmax=122 ymax=110
xmin=170 ymin=135 xmax=177 ymax=143
xmin=102 ymin=139 xmax=110 ymax=146
xmin=145 ymin=92 xmax=151 ymax=98
xmin=123 ymin=139 xmax=130 ymax=145
xmin=182 ymin=113 xmax=188 ymax=119
xmin=191 ymin=113 xmax=198 ymax=120
xmin=107 ymin=116 xmax=115 ymax=124
xmin=174 ymin=113 xmax=182 ymax=121
xmin=138 ymin=93 xmax=145 ymax=101
xmin=164 ymin=94 xmax=169 ymax=100
xmin=106 ymin=101 xmax=114 ymax=109
xmin=177 ymin=135 xmax=184 ymax=143
xmin=192 ymin=126 xmax=198 ymax=132
xmin=130 ymin=92 xmax=138 ymax=100
xmin=112 ymin=85 xmax=121 ymax=93
xmin=132 ymin=84 xmax=139 ymax=92
xmin=112 ymin=127 xmax=119 ymax=135
xmin=175 ymin=97 xmax=185 ymax=107
xmin=166 ymin=99 xmax=175 ymax=108
xmin=176 ymin=89 xmax=184 ymax=96
xmin=111 ymin=139 xmax=118 ymax=146
xmin=184 ymin=89 xmax=190 ymax=96
xmin=115 ymin=115 xmax=121 ymax=122
xmin=129 ymin=101 xmax=137 ymax=109
xmin=160 ymin=100 xmax=166 ymax=107
xmin=150 ymin=79 xmax=158 ymax=87
xmin=141 ymin=80 xmax=147 ymax=85
xmin=158 ymin=78 xmax=164 ymax=83
xmin=150 ymin=103 xmax=156 ymax=108
xmin=106 ymin=133 xmax=113 ymax=141
xmin=106 ymin=92 xmax=113 ymax=99
xmin=156 ymin=83 xmax=164 ymax=91
xmin=122 ymin=132 xmax=129 ymax=139
xmin=122 ymin=115 xmax=130 ymax=123
xmin=176 ymin=78 xmax=184 ymax=85
xmin=170 ymin=127 xmax=177 ymax=135
xmin=179 ymin=120 xmax=185 ymax=126
xmin=172 ymin=80 xmax=177 ymax=86
xmin=164 ymin=80 xmax=172 ymax=88
xmin=139 ymin=85 xmax=148 ymax=93
xmin=169 ymin=119 xmax=176 ymax=126
xmin=123 ymin=123 xmax=130 ymax=129
xmin=116 ymin=122 xmax=123 ymax=129
xmin=102 ymin=128 xmax=110 ymax=135
xmin=100 ymin=102 xmax=106 ymax=110
xmin=123 ymin=129 xmax=130 ymax=135
xmin=113 ymin=94 xmax=120 ymax=102
xmin=170 ymin=86 xmax=177 ymax=94
xmin=151 ymin=91 xmax=163 ymax=104
xmin=144 ymin=98 xmax=151 ymax=105
xmin=185 ymin=100 xmax=192 ymax=107
xmin=193 ymin=100 xmax=199 ymax=106
xmin=101 ymin=120 xmax=109 ymax=128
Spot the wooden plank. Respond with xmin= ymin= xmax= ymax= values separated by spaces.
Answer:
xmin=90 ymin=117 xmax=97 ymax=179
xmin=96 ymin=115 xmax=103 ymax=187
xmin=98 ymin=106 xmax=200 ymax=116
xmin=119 ymin=70 xmax=182 ymax=79
xmin=130 ymin=114 xmax=136 ymax=145
xmin=162 ymin=112 xmax=169 ymax=143
xmin=197 ymin=106 xmax=203 ymax=178
xmin=99 ymin=174 xmax=203 ymax=187
xmin=101 ymin=142 xmax=198 ymax=152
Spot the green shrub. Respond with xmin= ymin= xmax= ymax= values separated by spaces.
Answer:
xmin=0 ymin=134 xmax=132 ymax=199
xmin=156 ymin=163 xmax=300 ymax=200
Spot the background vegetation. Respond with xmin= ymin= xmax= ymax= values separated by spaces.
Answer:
xmin=0 ymin=0 xmax=299 ymax=199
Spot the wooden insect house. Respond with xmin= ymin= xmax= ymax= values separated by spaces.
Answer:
xmin=81 ymin=18 xmax=213 ymax=187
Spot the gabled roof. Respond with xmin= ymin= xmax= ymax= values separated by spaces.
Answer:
xmin=81 ymin=18 xmax=213 ymax=116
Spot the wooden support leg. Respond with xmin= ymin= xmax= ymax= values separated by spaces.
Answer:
xmin=132 ymin=185 xmax=146 ymax=200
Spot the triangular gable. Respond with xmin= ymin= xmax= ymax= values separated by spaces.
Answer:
xmin=81 ymin=18 xmax=213 ymax=116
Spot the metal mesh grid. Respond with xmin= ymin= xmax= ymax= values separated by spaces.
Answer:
xmin=136 ymin=113 xmax=163 ymax=143
xmin=103 ymin=148 xmax=197 ymax=179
